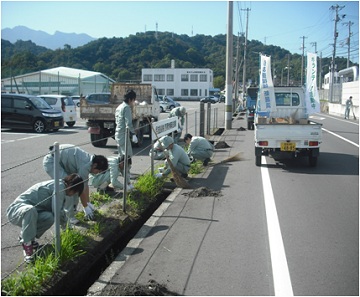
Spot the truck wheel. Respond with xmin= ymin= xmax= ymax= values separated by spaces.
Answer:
xmin=309 ymin=155 xmax=317 ymax=167
xmin=256 ymin=155 xmax=261 ymax=166
xmin=91 ymin=133 xmax=108 ymax=147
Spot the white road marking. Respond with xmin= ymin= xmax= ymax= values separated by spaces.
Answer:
xmin=1 ymin=134 xmax=45 ymax=143
xmin=322 ymin=127 xmax=359 ymax=148
xmin=261 ymin=156 xmax=294 ymax=296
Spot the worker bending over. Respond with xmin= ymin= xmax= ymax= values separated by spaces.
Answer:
xmin=184 ymin=133 xmax=214 ymax=166
xmin=155 ymin=136 xmax=191 ymax=179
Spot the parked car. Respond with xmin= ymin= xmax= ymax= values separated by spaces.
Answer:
xmin=1 ymin=93 xmax=64 ymax=133
xmin=71 ymin=95 xmax=81 ymax=107
xmin=159 ymin=100 xmax=167 ymax=113
xmin=200 ymin=96 xmax=219 ymax=104
xmin=162 ymin=96 xmax=181 ymax=110
xmin=38 ymin=95 xmax=77 ymax=127
xmin=219 ymin=95 xmax=225 ymax=102
xmin=85 ymin=93 xmax=111 ymax=105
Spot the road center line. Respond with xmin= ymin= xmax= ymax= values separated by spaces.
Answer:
xmin=322 ymin=127 xmax=359 ymax=148
xmin=261 ymin=156 xmax=294 ymax=296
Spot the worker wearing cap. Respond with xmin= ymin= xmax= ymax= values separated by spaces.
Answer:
xmin=155 ymin=136 xmax=191 ymax=179
xmin=6 ymin=174 xmax=84 ymax=263
xmin=149 ymin=136 xmax=168 ymax=160
xmin=168 ymin=106 xmax=186 ymax=143
xmin=43 ymin=144 xmax=108 ymax=222
xmin=89 ymin=155 xmax=134 ymax=192
xmin=184 ymin=133 xmax=214 ymax=166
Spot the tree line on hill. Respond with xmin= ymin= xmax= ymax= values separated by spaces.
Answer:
xmin=1 ymin=31 xmax=356 ymax=89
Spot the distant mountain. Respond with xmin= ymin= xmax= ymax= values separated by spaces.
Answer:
xmin=1 ymin=26 xmax=96 ymax=50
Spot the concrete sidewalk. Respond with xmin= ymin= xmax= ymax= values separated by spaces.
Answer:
xmin=88 ymin=114 xmax=272 ymax=296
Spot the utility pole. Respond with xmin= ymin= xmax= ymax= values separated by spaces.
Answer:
xmin=234 ymin=33 xmax=240 ymax=104
xmin=225 ymin=1 xmax=233 ymax=130
xmin=287 ymin=54 xmax=290 ymax=86
xmin=343 ymin=21 xmax=354 ymax=68
xmin=319 ymin=52 xmax=323 ymax=89
xmin=300 ymin=36 xmax=307 ymax=86
xmin=241 ymin=8 xmax=250 ymax=93
xmin=329 ymin=4 xmax=345 ymax=102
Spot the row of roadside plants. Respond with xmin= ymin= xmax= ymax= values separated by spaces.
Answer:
xmin=2 ymin=161 xmax=205 ymax=296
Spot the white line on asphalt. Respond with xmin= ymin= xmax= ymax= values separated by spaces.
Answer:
xmin=318 ymin=113 xmax=359 ymax=125
xmin=1 ymin=134 xmax=45 ymax=143
xmin=322 ymin=127 xmax=359 ymax=148
xmin=261 ymin=157 xmax=294 ymax=296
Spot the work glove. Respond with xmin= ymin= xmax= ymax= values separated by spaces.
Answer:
xmin=155 ymin=173 xmax=163 ymax=179
xmin=88 ymin=202 xmax=95 ymax=211
xmin=132 ymin=134 xmax=138 ymax=143
xmin=83 ymin=205 xmax=95 ymax=220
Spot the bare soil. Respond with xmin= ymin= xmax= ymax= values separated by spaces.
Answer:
xmin=98 ymin=280 xmax=180 ymax=296
xmin=214 ymin=141 xmax=230 ymax=149
xmin=182 ymin=186 xmax=222 ymax=198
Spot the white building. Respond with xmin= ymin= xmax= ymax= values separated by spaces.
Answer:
xmin=1 ymin=66 xmax=115 ymax=96
xmin=141 ymin=64 xmax=214 ymax=100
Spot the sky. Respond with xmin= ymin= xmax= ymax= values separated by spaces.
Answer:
xmin=1 ymin=1 xmax=359 ymax=63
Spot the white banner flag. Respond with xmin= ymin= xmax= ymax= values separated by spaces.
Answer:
xmin=258 ymin=54 xmax=276 ymax=112
xmin=305 ymin=52 xmax=320 ymax=114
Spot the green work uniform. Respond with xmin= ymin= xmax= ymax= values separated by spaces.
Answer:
xmin=115 ymin=102 xmax=135 ymax=157
xmin=6 ymin=180 xmax=72 ymax=243
xmin=163 ymin=144 xmax=191 ymax=176
xmin=89 ymin=156 xmax=130 ymax=190
xmin=188 ymin=136 xmax=214 ymax=162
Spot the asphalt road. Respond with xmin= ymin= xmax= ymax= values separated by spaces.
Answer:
xmin=1 ymin=103 xmax=359 ymax=295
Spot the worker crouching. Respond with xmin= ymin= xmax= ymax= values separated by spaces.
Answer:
xmin=155 ymin=136 xmax=191 ymax=179
xmin=6 ymin=174 xmax=84 ymax=263
xmin=184 ymin=133 xmax=214 ymax=166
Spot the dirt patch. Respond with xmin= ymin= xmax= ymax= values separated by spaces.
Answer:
xmin=182 ymin=186 xmax=222 ymax=198
xmin=98 ymin=280 xmax=179 ymax=296
xmin=215 ymin=141 xmax=230 ymax=149
xmin=237 ymin=127 xmax=246 ymax=131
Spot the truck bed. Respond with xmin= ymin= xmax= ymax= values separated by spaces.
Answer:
xmin=255 ymin=121 xmax=322 ymax=149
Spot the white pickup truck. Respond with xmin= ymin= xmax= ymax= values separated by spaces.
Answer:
xmin=254 ymin=87 xmax=322 ymax=167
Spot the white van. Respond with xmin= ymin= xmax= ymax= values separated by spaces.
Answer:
xmin=38 ymin=95 xmax=77 ymax=127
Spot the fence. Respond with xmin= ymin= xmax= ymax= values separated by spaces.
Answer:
xmin=1 ymin=102 xmax=222 ymax=281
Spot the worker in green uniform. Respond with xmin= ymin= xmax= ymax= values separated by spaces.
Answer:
xmin=89 ymin=155 xmax=134 ymax=191
xmin=168 ymin=106 xmax=186 ymax=143
xmin=115 ymin=89 xmax=138 ymax=158
xmin=184 ymin=133 xmax=214 ymax=166
xmin=43 ymin=144 xmax=108 ymax=222
xmin=6 ymin=174 xmax=84 ymax=263
xmin=155 ymin=136 xmax=190 ymax=179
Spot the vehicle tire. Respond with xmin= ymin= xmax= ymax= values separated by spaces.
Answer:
xmin=66 ymin=121 xmax=75 ymax=127
xmin=169 ymin=105 xmax=175 ymax=110
xmin=247 ymin=122 xmax=252 ymax=130
xmin=309 ymin=155 xmax=317 ymax=167
xmin=77 ymin=102 xmax=80 ymax=107
xmin=256 ymin=155 xmax=261 ymax=166
xmin=160 ymin=106 xmax=164 ymax=113
xmin=91 ymin=132 xmax=108 ymax=147
xmin=33 ymin=119 xmax=46 ymax=133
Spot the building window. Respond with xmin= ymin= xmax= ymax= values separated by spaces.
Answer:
xmin=181 ymin=89 xmax=189 ymax=96
xmin=154 ymin=74 xmax=165 ymax=81
xmin=167 ymin=89 xmax=174 ymax=96
xmin=157 ymin=89 xmax=165 ymax=96
xmin=143 ymin=74 xmax=152 ymax=82
xmin=200 ymin=74 xmax=207 ymax=82
xmin=190 ymin=89 xmax=198 ymax=96
xmin=181 ymin=74 xmax=189 ymax=82
xmin=167 ymin=74 xmax=174 ymax=82
xmin=190 ymin=74 xmax=198 ymax=82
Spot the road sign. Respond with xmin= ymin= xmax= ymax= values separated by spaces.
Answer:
xmin=151 ymin=117 xmax=178 ymax=139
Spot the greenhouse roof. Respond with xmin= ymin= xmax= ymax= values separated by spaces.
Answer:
xmin=42 ymin=67 xmax=115 ymax=82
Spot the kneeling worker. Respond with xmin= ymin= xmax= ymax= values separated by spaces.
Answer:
xmin=155 ymin=136 xmax=191 ymax=179
xmin=6 ymin=174 xmax=84 ymax=263
xmin=184 ymin=133 xmax=214 ymax=166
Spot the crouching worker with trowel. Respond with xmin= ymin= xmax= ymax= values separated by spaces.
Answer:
xmin=43 ymin=144 xmax=108 ymax=223
xmin=89 ymin=155 xmax=134 ymax=192
xmin=6 ymin=174 xmax=84 ymax=263
xmin=154 ymin=136 xmax=191 ymax=179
